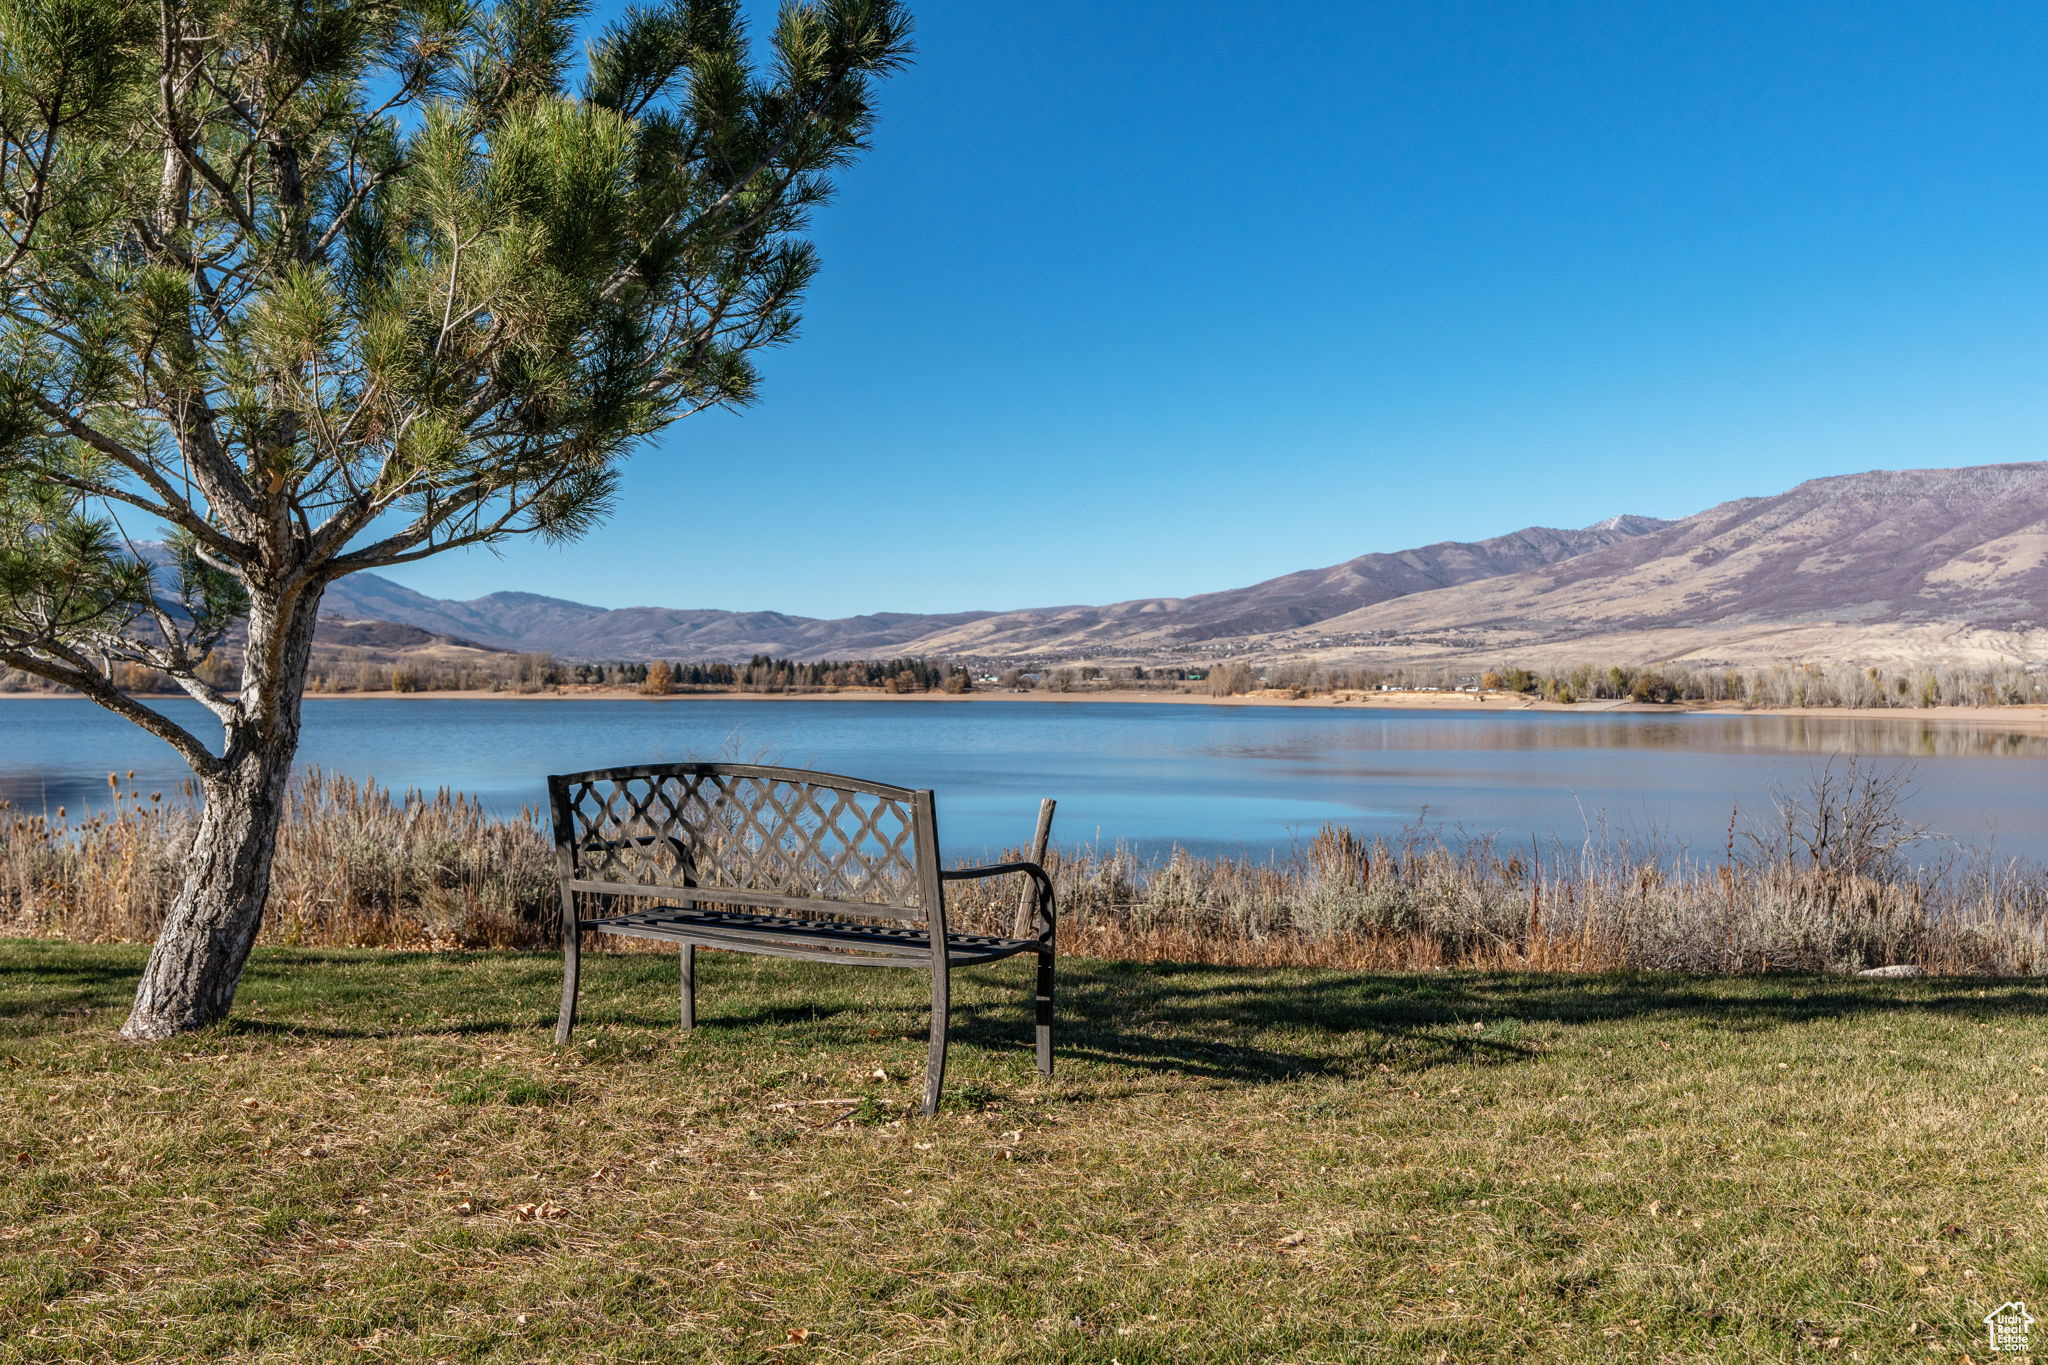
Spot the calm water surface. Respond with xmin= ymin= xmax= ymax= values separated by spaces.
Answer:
xmin=4 ymin=698 xmax=2048 ymax=863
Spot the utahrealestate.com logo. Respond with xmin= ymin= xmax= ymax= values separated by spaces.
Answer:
xmin=1984 ymin=1301 xmax=2035 ymax=1353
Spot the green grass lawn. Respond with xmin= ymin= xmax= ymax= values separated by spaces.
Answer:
xmin=4 ymin=940 xmax=2045 ymax=1363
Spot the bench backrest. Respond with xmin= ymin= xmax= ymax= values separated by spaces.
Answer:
xmin=547 ymin=762 xmax=942 ymax=924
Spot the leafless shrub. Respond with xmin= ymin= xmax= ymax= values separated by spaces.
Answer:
xmin=1745 ymin=758 xmax=1933 ymax=884
xmin=1206 ymin=663 xmax=1257 ymax=697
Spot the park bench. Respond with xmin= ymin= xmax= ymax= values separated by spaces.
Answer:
xmin=547 ymin=762 xmax=1057 ymax=1114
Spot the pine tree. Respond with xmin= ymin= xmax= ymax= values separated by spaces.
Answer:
xmin=0 ymin=0 xmax=911 ymax=1038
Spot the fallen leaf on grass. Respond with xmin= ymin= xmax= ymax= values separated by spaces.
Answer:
xmin=514 ymin=1201 xmax=566 ymax=1222
xmin=1276 ymin=1232 xmax=1310 ymax=1248
xmin=453 ymin=1198 xmax=477 ymax=1216
xmin=786 ymin=1328 xmax=811 ymax=1343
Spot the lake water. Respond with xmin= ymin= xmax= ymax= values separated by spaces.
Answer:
xmin=5 ymin=697 xmax=2048 ymax=864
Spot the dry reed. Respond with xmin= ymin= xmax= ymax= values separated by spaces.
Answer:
xmin=5 ymin=770 xmax=2045 ymax=974
xmin=0 ymin=771 xmax=555 ymax=949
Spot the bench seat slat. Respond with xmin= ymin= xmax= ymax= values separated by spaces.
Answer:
xmin=566 ymin=879 xmax=924 ymax=921
xmin=591 ymin=918 xmax=931 ymax=968
xmin=582 ymin=907 xmax=1041 ymax=967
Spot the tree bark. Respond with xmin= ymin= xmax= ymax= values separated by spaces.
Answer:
xmin=119 ymin=584 xmax=321 ymax=1040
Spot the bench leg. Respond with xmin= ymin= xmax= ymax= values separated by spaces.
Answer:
xmin=554 ymin=922 xmax=580 ymax=1045
xmin=1035 ymin=947 xmax=1055 ymax=1077
xmin=923 ymin=965 xmax=950 ymax=1117
xmin=679 ymin=943 xmax=695 ymax=1031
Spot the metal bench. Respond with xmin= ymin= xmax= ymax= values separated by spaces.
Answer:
xmin=547 ymin=762 xmax=1057 ymax=1114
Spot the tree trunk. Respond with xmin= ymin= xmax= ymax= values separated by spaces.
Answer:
xmin=119 ymin=587 xmax=321 ymax=1041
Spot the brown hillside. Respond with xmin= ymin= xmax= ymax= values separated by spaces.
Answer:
xmin=1279 ymin=463 xmax=2048 ymax=667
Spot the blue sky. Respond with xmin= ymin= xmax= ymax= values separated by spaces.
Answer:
xmin=382 ymin=0 xmax=2048 ymax=617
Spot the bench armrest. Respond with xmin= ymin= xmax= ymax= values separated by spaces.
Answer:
xmin=939 ymin=860 xmax=1056 ymax=943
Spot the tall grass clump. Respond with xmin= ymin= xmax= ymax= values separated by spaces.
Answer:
xmin=949 ymin=761 xmax=2048 ymax=975
xmin=6 ymin=761 xmax=2046 ymax=974
xmin=0 ymin=771 xmax=555 ymax=949
xmin=941 ymin=825 xmax=2047 ymax=976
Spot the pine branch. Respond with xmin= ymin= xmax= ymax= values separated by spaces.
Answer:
xmin=0 ymin=638 xmax=222 ymax=776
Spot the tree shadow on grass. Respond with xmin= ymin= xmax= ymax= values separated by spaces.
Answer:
xmin=222 ymin=1017 xmax=531 ymax=1040
xmin=1 ymin=945 xmax=559 ymax=1040
xmin=9 ymin=944 xmax=2044 ymax=1090
xmin=1 ymin=954 xmax=141 ymax=1024
xmin=1039 ymin=961 xmax=2048 ymax=1083
xmin=681 ymin=957 xmax=2048 ymax=1087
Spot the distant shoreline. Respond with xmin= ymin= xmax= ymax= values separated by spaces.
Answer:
xmin=11 ymin=684 xmax=1516 ymax=709
xmin=10 ymin=683 xmax=2048 ymax=730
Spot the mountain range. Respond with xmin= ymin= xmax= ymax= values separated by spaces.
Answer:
xmin=321 ymin=512 xmax=1671 ymax=662
xmin=319 ymin=462 xmax=2048 ymax=669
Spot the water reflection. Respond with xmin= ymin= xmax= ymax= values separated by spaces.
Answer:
xmin=1215 ymin=711 xmax=2048 ymax=761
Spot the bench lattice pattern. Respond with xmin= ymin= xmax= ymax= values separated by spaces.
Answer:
xmin=563 ymin=769 xmax=921 ymax=908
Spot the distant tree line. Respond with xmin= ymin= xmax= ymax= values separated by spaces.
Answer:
xmin=1022 ymin=658 xmax=2048 ymax=708
xmin=1475 ymin=661 xmax=2048 ymax=708
xmin=648 ymin=655 xmax=969 ymax=693
xmin=320 ymin=651 xmax=978 ymax=695
xmin=1191 ymin=659 xmax=2048 ymax=708
xmin=0 ymin=653 xmax=978 ymax=698
xmin=8 ymin=652 xmax=2043 ymax=710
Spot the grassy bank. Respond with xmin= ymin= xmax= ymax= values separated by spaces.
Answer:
xmin=6 ymin=771 xmax=2046 ymax=975
xmin=6 ymin=940 xmax=2046 ymax=1361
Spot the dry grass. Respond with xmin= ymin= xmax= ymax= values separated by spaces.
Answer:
xmin=5 ymin=940 xmax=2048 ymax=1362
xmin=5 ymin=772 xmax=2046 ymax=976
xmin=0 ymin=772 xmax=555 ymax=950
